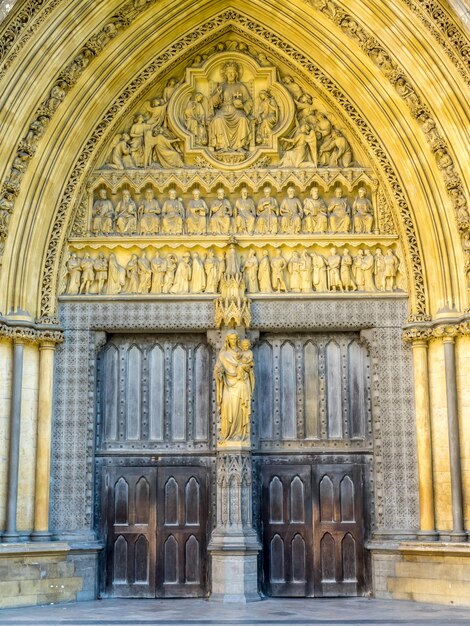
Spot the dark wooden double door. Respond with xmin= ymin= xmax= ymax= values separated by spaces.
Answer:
xmin=101 ymin=465 xmax=209 ymax=598
xmin=261 ymin=463 xmax=365 ymax=597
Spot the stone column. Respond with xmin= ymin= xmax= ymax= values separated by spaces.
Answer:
xmin=406 ymin=329 xmax=436 ymax=537
xmin=207 ymin=327 xmax=261 ymax=602
xmin=31 ymin=341 xmax=56 ymax=540
xmin=208 ymin=449 xmax=261 ymax=602
xmin=438 ymin=327 xmax=466 ymax=541
xmin=3 ymin=338 xmax=25 ymax=542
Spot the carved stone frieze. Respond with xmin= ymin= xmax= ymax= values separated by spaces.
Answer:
xmin=60 ymin=240 xmax=404 ymax=297
xmin=77 ymin=174 xmax=380 ymax=238
xmin=38 ymin=11 xmax=426 ymax=319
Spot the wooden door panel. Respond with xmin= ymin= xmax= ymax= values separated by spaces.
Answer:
xmin=312 ymin=464 xmax=364 ymax=597
xmin=262 ymin=465 xmax=312 ymax=597
xmin=103 ymin=467 xmax=157 ymax=598
xmin=156 ymin=466 xmax=208 ymax=597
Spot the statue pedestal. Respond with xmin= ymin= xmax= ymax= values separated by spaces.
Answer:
xmin=208 ymin=450 xmax=262 ymax=603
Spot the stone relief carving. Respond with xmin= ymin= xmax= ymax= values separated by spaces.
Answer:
xmin=215 ymin=332 xmax=255 ymax=443
xmin=61 ymin=243 xmax=402 ymax=296
xmin=100 ymin=49 xmax=360 ymax=171
xmin=38 ymin=13 xmax=426 ymax=319
xmin=83 ymin=182 xmax=380 ymax=237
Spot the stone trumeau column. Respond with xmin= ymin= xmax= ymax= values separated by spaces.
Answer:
xmin=207 ymin=289 xmax=261 ymax=602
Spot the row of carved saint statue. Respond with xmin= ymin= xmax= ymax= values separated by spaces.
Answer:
xmin=90 ymin=185 xmax=375 ymax=236
xmin=64 ymin=245 xmax=400 ymax=296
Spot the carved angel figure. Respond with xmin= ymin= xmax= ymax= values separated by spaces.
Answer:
xmin=255 ymin=90 xmax=279 ymax=144
xmin=279 ymin=124 xmax=317 ymax=168
xmin=184 ymin=92 xmax=208 ymax=145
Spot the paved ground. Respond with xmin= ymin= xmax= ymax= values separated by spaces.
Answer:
xmin=0 ymin=598 xmax=469 ymax=626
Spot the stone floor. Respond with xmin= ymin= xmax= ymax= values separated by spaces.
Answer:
xmin=0 ymin=598 xmax=469 ymax=626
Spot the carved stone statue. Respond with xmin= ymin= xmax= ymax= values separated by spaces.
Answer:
xmin=303 ymin=187 xmax=328 ymax=233
xmin=184 ymin=92 xmax=208 ymax=145
xmin=161 ymin=189 xmax=184 ymax=234
xmin=255 ymin=90 xmax=279 ymax=144
xmin=139 ymin=188 xmax=161 ymax=234
xmin=94 ymin=253 xmax=108 ymax=294
xmin=318 ymin=128 xmax=353 ymax=167
xmin=258 ymin=250 xmax=273 ymax=293
xmin=255 ymin=186 xmax=278 ymax=235
xmin=92 ymin=189 xmax=114 ymax=234
xmin=288 ymin=251 xmax=302 ymax=292
xmin=353 ymin=250 xmax=365 ymax=290
xmin=150 ymin=251 xmax=166 ymax=294
xmin=352 ymin=187 xmax=374 ymax=234
xmin=299 ymin=250 xmax=313 ymax=293
xmin=234 ymin=187 xmax=256 ymax=234
xmin=170 ymin=252 xmax=192 ymax=293
xmin=149 ymin=127 xmax=184 ymax=168
xmin=66 ymin=253 xmax=82 ymax=295
xmin=109 ymin=133 xmax=134 ymax=169
xmin=208 ymin=61 xmax=252 ymax=153
xmin=279 ymin=123 xmax=316 ymax=168
xmin=328 ymin=187 xmax=351 ymax=233
xmin=279 ymin=186 xmax=302 ymax=234
xmin=106 ymin=254 xmax=125 ymax=295
xmin=312 ymin=252 xmax=328 ymax=291
xmin=162 ymin=253 xmax=177 ymax=293
xmin=243 ymin=250 xmax=259 ymax=293
xmin=186 ymin=189 xmax=208 ymax=235
xmin=137 ymin=252 xmax=152 ymax=294
xmin=340 ymin=248 xmax=357 ymax=291
xmin=384 ymin=249 xmax=399 ymax=291
xmin=124 ymin=254 xmax=139 ymax=293
xmin=209 ymin=188 xmax=232 ymax=234
xmin=115 ymin=190 xmax=137 ymax=234
xmin=374 ymin=248 xmax=386 ymax=292
xmin=362 ymin=250 xmax=377 ymax=291
xmin=129 ymin=114 xmax=147 ymax=167
xmin=205 ymin=250 xmax=219 ymax=293
xmin=79 ymin=253 xmax=95 ymax=294
xmin=190 ymin=252 xmax=206 ymax=293
xmin=270 ymin=251 xmax=287 ymax=292
xmin=327 ymin=247 xmax=343 ymax=291
xmin=214 ymin=332 xmax=254 ymax=442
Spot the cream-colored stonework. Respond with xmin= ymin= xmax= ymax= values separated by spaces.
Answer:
xmin=0 ymin=0 xmax=469 ymax=609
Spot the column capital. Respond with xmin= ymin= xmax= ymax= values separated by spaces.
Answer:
xmin=402 ymin=326 xmax=432 ymax=344
xmin=432 ymin=324 xmax=459 ymax=342
xmin=0 ymin=321 xmax=63 ymax=346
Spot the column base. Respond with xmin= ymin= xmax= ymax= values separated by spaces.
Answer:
xmin=1 ymin=531 xmax=22 ymax=543
xmin=208 ymin=529 xmax=262 ymax=603
xmin=30 ymin=530 xmax=53 ymax=542
xmin=416 ymin=530 xmax=440 ymax=541
xmin=439 ymin=531 xmax=468 ymax=542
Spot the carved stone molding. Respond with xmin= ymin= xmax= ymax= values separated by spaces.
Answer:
xmin=0 ymin=0 xmax=158 ymax=249
xmin=304 ymin=0 xmax=470 ymax=285
xmin=0 ymin=320 xmax=64 ymax=345
xmin=403 ymin=314 xmax=470 ymax=343
xmin=402 ymin=326 xmax=433 ymax=344
xmin=37 ymin=11 xmax=426 ymax=319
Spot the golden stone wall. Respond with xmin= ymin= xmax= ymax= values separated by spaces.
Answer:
xmin=0 ymin=0 xmax=468 ymax=607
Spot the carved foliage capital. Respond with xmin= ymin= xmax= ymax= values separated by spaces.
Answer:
xmin=0 ymin=322 xmax=64 ymax=346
